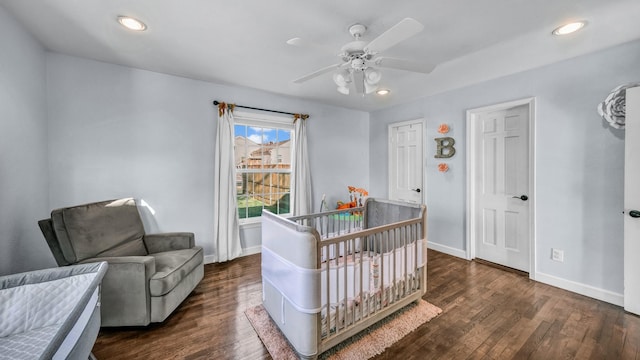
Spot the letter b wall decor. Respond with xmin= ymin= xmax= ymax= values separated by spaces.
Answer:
xmin=434 ymin=137 xmax=456 ymax=158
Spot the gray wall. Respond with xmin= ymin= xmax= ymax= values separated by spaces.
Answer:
xmin=370 ymin=39 xmax=640 ymax=296
xmin=0 ymin=6 xmax=53 ymax=275
xmin=45 ymin=53 xmax=369 ymax=260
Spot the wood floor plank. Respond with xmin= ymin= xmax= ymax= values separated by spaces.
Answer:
xmin=92 ymin=250 xmax=640 ymax=359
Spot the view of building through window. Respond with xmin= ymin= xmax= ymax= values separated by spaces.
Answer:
xmin=234 ymin=124 xmax=292 ymax=220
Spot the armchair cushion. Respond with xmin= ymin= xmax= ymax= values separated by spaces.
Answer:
xmin=51 ymin=198 xmax=146 ymax=263
xmin=149 ymin=247 xmax=203 ymax=296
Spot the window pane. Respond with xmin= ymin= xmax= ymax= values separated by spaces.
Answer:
xmin=264 ymin=192 xmax=289 ymax=215
xmin=234 ymin=124 xmax=247 ymax=137
xmin=277 ymin=129 xmax=291 ymax=142
xmin=234 ymin=121 xmax=292 ymax=220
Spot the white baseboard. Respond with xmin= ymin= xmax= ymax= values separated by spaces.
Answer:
xmin=241 ymin=245 xmax=262 ymax=257
xmin=426 ymin=242 xmax=623 ymax=306
xmin=427 ymin=241 xmax=467 ymax=259
xmin=535 ymin=271 xmax=623 ymax=307
xmin=203 ymin=255 xmax=215 ymax=264
xmin=203 ymin=246 xmax=262 ymax=264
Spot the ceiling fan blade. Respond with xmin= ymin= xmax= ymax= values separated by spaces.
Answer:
xmin=286 ymin=37 xmax=306 ymax=46
xmin=371 ymin=57 xmax=436 ymax=74
xmin=286 ymin=37 xmax=336 ymax=53
xmin=364 ymin=18 xmax=424 ymax=54
xmin=352 ymin=70 xmax=365 ymax=94
xmin=293 ymin=64 xmax=342 ymax=83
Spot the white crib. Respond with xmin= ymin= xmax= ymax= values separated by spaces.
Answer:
xmin=261 ymin=198 xmax=427 ymax=359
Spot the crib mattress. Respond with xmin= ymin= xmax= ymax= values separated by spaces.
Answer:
xmin=0 ymin=262 xmax=107 ymax=360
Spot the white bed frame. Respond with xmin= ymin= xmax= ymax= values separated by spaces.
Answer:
xmin=261 ymin=198 xmax=427 ymax=359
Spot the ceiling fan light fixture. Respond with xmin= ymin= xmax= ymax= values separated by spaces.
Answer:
xmin=364 ymin=68 xmax=382 ymax=85
xmin=552 ymin=21 xmax=586 ymax=35
xmin=118 ymin=16 xmax=147 ymax=31
xmin=333 ymin=69 xmax=351 ymax=88
xmin=376 ymin=89 xmax=391 ymax=96
xmin=337 ymin=86 xmax=350 ymax=95
xmin=364 ymin=81 xmax=378 ymax=94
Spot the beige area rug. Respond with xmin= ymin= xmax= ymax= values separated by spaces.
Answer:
xmin=245 ymin=300 xmax=442 ymax=360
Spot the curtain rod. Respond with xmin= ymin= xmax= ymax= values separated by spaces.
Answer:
xmin=213 ymin=100 xmax=309 ymax=119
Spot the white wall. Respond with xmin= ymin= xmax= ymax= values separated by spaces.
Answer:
xmin=45 ymin=53 xmax=369 ymax=260
xmin=0 ymin=6 xmax=53 ymax=275
xmin=4 ymin=2 xmax=636 ymax=307
xmin=370 ymin=39 xmax=640 ymax=301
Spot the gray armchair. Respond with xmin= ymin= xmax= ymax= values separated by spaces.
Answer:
xmin=38 ymin=198 xmax=204 ymax=327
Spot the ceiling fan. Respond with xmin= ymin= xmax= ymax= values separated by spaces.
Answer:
xmin=289 ymin=18 xmax=436 ymax=95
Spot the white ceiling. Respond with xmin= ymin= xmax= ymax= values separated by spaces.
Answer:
xmin=2 ymin=0 xmax=640 ymax=112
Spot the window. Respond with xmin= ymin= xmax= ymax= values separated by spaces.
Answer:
xmin=234 ymin=112 xmax=293 ymax=222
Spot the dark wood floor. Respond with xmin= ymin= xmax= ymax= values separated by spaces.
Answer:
xmin=93 ymin=250 xmax=640 ymax=359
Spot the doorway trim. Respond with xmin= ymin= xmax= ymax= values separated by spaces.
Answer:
xmin=466 ymin=97 xmax=536 ymax=279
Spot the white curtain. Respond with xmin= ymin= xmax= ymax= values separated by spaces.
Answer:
xmin=213 ymin=103 xmax=242 ymax=262
xmin=292 ymin=115 xmax=312 ymax=216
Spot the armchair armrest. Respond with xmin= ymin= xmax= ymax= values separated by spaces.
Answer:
xmin=80 ymin=256 xmax=156 ymax=327
xmin=143 ymin=232 xmax=195 ymax=253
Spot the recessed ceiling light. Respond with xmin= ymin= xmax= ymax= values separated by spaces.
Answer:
xmin=118 ymin=16 xmax=147 ymax=31
xmin=376 ymin=89 xmax=390 ymax=96
xmin=552 ymin=21 xmax=586 ymax=36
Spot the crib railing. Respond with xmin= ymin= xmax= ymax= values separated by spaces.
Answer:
xmin=289 ymin=207 xmax=365 ymax=240
xmin=289 ymin=205 xmax=426 ymax=349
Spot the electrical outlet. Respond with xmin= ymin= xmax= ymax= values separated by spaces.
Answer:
xmin=551 ymin=248 xmax=564 ymax=262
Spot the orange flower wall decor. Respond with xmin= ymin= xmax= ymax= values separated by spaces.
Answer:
xmin=438 ymin=163 xmax=449 ymax=172
xmin=437 ymin=123 xmax=450 ymax=134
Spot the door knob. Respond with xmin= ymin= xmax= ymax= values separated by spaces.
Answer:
xmin=630 ymin=210 xmax=640 ymax=218
xmin=412 ymin=188 xmax=421 ymax=193
xmin=512 ymin=195 xmax=528 ymax=201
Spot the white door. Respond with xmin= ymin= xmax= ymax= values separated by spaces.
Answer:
xmin=624 ymin=86 xmax=640 ymax=315
xmin=473 ymin=104 xmax=531 ymax=272
xmin=389 ymin=120 xmax=424 ymax=204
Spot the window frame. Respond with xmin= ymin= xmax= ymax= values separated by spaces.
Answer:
xmin=233 ymin=110 xmax=294 ymax=225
